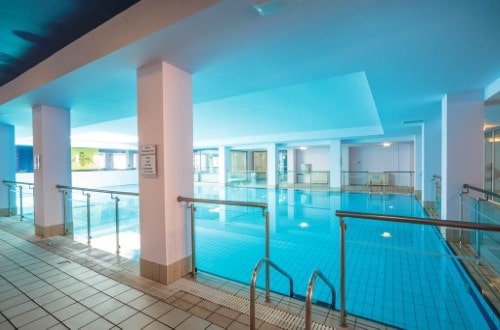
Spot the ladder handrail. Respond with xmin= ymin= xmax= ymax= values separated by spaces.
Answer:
xmin=305 ymin=269 xmax=336 ymax=330
xmin=250 ymin=257 xmax=294 ymax=330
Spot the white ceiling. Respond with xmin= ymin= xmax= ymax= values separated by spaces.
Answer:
xmin=0 ymin=0 xmax=499 ymax=148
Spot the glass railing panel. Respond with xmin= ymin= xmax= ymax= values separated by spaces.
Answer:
xmin=342 ymin=218 xmax=498 ymax=330
xmin=193 ymin=202 xmax=266 ymax=284
xmin=341 ymin=171 xmax=369 ymax=192
xmin=14 ymin=184 xmax=35 ymax=221
xmin=68 ymin=190 xmax=140 ymax=259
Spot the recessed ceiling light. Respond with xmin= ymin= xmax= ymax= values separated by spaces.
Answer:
xmin=252 ymin=0 xmax=304 ymax=16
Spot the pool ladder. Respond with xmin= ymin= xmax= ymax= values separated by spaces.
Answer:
xmin=250 ymin=258 xmax=336 ymax=330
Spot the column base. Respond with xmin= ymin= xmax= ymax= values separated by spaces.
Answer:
xmin=0 ymin=207 xmax=10 ymax=217
xmin=35 ymin=223 xmax=65 ymax=237
xmin=140 ymin=255 xmax=191 ymax=285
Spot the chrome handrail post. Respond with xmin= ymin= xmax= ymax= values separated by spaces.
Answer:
xmin=339 ymin=216 xmax=347 ymax=327
xmin=18 ymin=185 xmax=24 ymax=220
xmin=305 ymin=270 xmax=336 ymax=330
xmin=85 ymin=192 xmax=91 ymax=245
xmin=7 ymin=183 xmax=12 ymax=216
xmin=62 ymin=190 xmax=69 ymax=234
xmin=111 ymin=194 xmax=120 ymax=255
xmin=265 ymin=210 xmax=270 ymax=302
xmin=250 ymin=258 xmax=294 ymax=330
xmin=190 ymin=203 xmax=197 ymax=277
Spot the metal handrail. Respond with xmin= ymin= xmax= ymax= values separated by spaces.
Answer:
xmin=3 ymin=180 xmax=34 ymax=186
xmin=2 ymin=180 xmax=35 ymax=219
xmin=305 ymin=269 xmax=336 ymax=330
xmin=335 ymin=211 xmax=500 ymax=231
xmin=55 ymin=185 xmax=139 ymax=196
xmin=432 ymin=175 xmax=441 ymax=181
xmin=56 ymin=184 xmax=139 ymax=254
xmin=250 ymin=258 xmax=294 ymax=330
xmin=177 ymin=196 xmax=270 ymax=291
xmin=463 ymin=184 xmax=500 ymax=200
xmin=177 ymin=196 xmax=266 ymax=212
xmin=335 ymin=210 xmax=500 ymax=328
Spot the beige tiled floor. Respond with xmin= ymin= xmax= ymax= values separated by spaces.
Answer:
xmin=0 ymin=217 xmax=394 ymax=329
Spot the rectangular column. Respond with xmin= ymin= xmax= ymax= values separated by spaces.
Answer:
xmin=218 ymin=146 xmax=231 ymax=186
xmin=441 ymin=90 xmax=484 ymax=222
xmin=413 ymin=133 xmax=422 ymax=195
xmin=0 ymin=124 xmax=16 ymax=216
xmin=137 ymin=61 xmax=193 ymax=284
xmin=32 ymin=105 xmax=72 ymax=237
xmin=422 ymin=118 xmax=441 ymax=208
xmin=267 ymin=144 xmax=278 ymax=188
xmin=329 ymin=140 xmax=341 ymax=191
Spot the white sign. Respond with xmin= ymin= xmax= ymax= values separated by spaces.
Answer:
xmin=140 ymin=144 xmax=157 ymax=178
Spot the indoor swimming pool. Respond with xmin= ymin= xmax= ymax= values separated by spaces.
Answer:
xmin=68 ymin=186 xmax=497 ymax=330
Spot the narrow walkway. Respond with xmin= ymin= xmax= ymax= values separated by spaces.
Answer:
xmin=0 ymin=217 xmax=393 ymax=329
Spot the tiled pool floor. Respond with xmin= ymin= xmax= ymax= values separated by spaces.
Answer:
xmin=0 ymin=216 xmax=395 ymax=329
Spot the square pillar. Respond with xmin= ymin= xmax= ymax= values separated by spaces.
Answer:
xmin=422 ymin=118 xmax=441 ymax=209
xmin=137 ymin=61 xmax=193 ymax=284
xmin=267 ymin=144 xmax=278 ymax=188
xmin=0 ymin=124 xmax=16 ymax=216
xmin=441 ymin=90 xmax=484 ymax=223
xmin=329 ymin=140 xmax=341 ymax=191
xmin=32 ymin=105 xmax=72 ymax=237
xmin=218 ymin=146 xmax=231 ymax=186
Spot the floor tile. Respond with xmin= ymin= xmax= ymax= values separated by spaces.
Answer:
xmin=128 ymin=294 xmax=158 ymax=310
xmin=92 ymin=298 xmax=125 ymax=315
xmin=33 ymin=290 xmax=66 ymax=306
xmin=80 ymin=292 xmax=112 ymax=308
xmin=80 ymin=317 xmax=115 ymax=330
xmin=104 ymin=304 xmax=138 ymax=324
xmin=142 ymin=301 xmax=174 ymax=319
xmin=176 ymin=315 xmax=211 ymax=330
xmin=118 ymin=312 xmax=154 ymax=330
xmin=142 ymin=320 xmax=172 ymax=330
xmin=52 ymin=302 xmax=87 ymax=321
xmin=158 ymin=308 xmax=190 ymax=328
xmin=10 ymin=307 xmax=48 ymax=328
xmin=44 ymin=296 xmax=76 ymax=313
xmin=18 ymin=314 xmax=60 ymax=330
xmin=0 ymin=293 xmax=30 ymax=310
xmin=3 ymin=301 xmax=38 ymax=318
xmin=63 ymin=309 xmax=100 ymax=329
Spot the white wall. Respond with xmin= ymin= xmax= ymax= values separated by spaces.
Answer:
xmin=349 ymin=143 xmax=414 ymax=172
xmin=296 ymin=146 xmax=330 ymax=171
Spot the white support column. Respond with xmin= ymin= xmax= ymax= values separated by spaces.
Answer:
xmin=267 ymin=144 xmax=278 ymax=188
xmin=341 ymin=145 xmax=350 ymax=185
xmin=329 ymin=140 xmax=342 ymax=191
xmin=441 ymin=90 xmax=484 ymax=223
xmin=287 ymin=148 xmax=296 ymax=185
xmin=137 ymin=61 xmax=193 ymax=284
xmin=413 ymin=133 xmax=422 ymax=195
xmin=218 ymin=146 xmax=231 ymax=187
xmin=0 ymin=124 xmax=15 ymax=216
xmin=32 ymin=105 xmax=71 ymax=237
xmin=422 ymin=118 xmax=441 ymax=207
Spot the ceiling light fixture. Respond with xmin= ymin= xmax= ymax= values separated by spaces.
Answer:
xmin=382 ymin=142 xmax=391 ymax=147
xmin=252 ymin=0 xmax=304 ymax=16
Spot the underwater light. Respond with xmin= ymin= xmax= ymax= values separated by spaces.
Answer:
xmin=381 ymin=232 xmax=392 ymax=238
xmin=299 ymin=222 xmax=309 ymax=228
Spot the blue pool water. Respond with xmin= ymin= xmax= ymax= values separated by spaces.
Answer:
xmin=70 ymin=185 xmax=497 ymax=329
xmin=192 ymin=186 xmax=497 ymax=330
